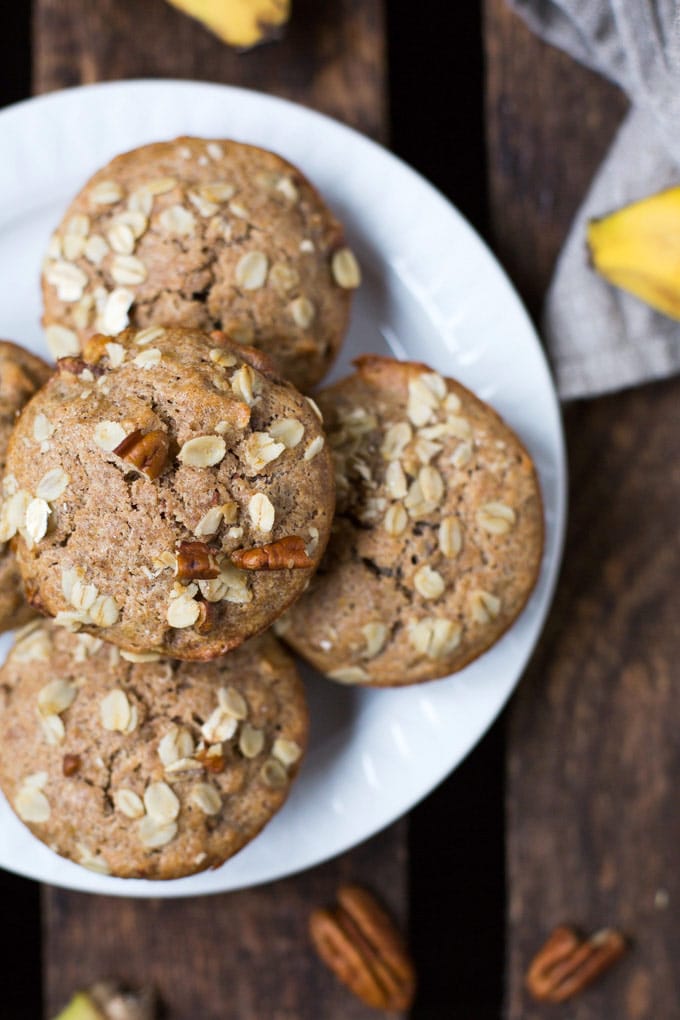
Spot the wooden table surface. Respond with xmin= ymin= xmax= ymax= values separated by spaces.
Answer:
xmin=1 ymin=1 xmax=676 ymax=1016
xmin=487 ymin=4 xmax=679 ymax=1017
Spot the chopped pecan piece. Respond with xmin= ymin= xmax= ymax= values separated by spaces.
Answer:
xmin=231 ymin=535 xmax=312 ymax=570
xmin=309 ymin=884 xmax=416 ymax=1011
xmin=195 ymin=746 xmax=226 ymax=773
xmin=57 ymin=356 xmax=88 ymax=376
xmin=57 ymin=354 xmax=105 ymax=377
xmin=82 ymin=332 xmax=112 ymax=364
xmin=208 ymin=329 xmax=277 ymax=378
xmin=194 ymin=599 xmax=217 ymax=633
xmin=25 ymin=581 xmax=48 ymax=614
xmin=113 ymin=429 xmax=170 ymax=480
xmin=526 ymin=925 xmax=628 ymax=1003
xmin=175 ymin=541 xmax=220 ymax=582
xmin=62 ymin=754 xmax=82 ymax=777
xmin=239 ymin=345 xmax=279 ymax=379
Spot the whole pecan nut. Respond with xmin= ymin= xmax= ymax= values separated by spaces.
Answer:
xmin=175 ymin=541 xmax=220 ymax=581
xmin=526 ymin=925 xmax=628 ymax=1003
xmin=113 ymin=429 xmax=170 ymax=480
xmin=231 ymin=535 xmax=313 ymax=570
xmin=309 ymin=884 xmax=416 ymax=1011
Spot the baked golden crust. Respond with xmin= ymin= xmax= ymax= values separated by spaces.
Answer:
xmin=5 ymin=326 xmax=335 ymax=659
xmin=41 ymin=136 xmax=359 ymax=391
xmin=280 ymin=355 xmax=544 ymax=686
xmin=0 ymin=341 xmax=51 ymax=633
xmin=0 ymin=623 xmax=307 ymax=880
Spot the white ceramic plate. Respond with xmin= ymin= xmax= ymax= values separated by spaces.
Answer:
xmin=0 ymin=80 xmax=566 ymax=897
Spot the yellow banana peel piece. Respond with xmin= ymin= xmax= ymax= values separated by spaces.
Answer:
xmin=53 ymin=992 xmax=105 ymax=1020
xmin=166 ymin=0 xmax=291 ymax=50
xmin=587 ymin=185 xmax=680 ymax=320
xmin=52 ymin=984 xmax=155 ymax=1020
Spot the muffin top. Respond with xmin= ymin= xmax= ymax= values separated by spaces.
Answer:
xmin=0 ymin=622 xmax=307 ymax=880
xmin=4 ymin=326 xmax=334 ymax=659
xmin=41 ymin=136 xmax=360 ymax=391
xmin=0 ymin=341 xmax=52 ymax=633
xmin=279 ymin=355 xmax=544 ymax=685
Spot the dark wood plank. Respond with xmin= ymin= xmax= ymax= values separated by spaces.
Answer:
xmin=33 ymin=3 xmax=401 ymax=1018
xmin=485 ymin=2 xmax=680 ymax=1017
xmin=484 ymin=0 xmax=627 ymax=313
xmin=43 ymin=825 xmax=407 ymax=1019
xmin=33 ymin=0 xmax=387 ymax=142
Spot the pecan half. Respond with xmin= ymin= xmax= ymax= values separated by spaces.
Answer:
xmin=113 ymin=429 xmax=170 ymax=480
xmin=175 ymin=541 xmax=220 ymax=582
xmin=526 ymin=925 xmax=628 ymax=1003
xmin=62 ymin=754 xmax=81 ymax=777
xmin=309 ymin=884 xmax=416 ymax=1011
xmin=231 ymin=536 xmax=312 ymax=570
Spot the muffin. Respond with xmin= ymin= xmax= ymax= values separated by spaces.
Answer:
xmin=41 ymin=136 xmax=360 ymax=391
xmin=0 ymin=341 xmax=51 ymax=632
xmin=4 ymin=326 xmax=334 ymax=659
xmin=0 ymin=622 xmax=307 ymax=880
xmin=279 ymin=355 xmax=544 ymax=685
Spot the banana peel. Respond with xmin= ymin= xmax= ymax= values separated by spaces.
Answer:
xmin=53 ymin=993 xmax=104 ymax=1020
xmin=166 ymin=0 xmax=291 ymax=50
xmin=587 ymin=186 xmax=680 ymax=320
xmin=53 ymin=983 xmax=155 ymax=1020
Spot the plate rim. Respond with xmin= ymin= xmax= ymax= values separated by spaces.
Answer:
xmin=0 ymin=78 xmax=567 ymax=897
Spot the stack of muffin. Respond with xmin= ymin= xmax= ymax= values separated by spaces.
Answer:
xmin=0 ymin=138 xmax=543 ymax=881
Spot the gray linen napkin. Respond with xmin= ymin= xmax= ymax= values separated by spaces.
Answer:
xmin=509 ymin=1 xmax=680 ymax=399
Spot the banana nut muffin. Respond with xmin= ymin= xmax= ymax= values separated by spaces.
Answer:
xmin=279 ymin=355 xmax=544 ymax=686
xmin=41 ymin=136 xmax=360 ymax=391
xmin=0 ymin=622 xmax=307 ymax=880
xmin=0 ymin=341 xmax=51 ymax=632
xmin=4 ymin=326 xmax=334 ymax=659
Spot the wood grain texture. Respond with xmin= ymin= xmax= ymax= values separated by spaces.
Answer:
xmin=43 ymin=826 xmax=408 ymax=1019
xmin=32 ymin=0 xmax=387 ymax=142
xmin=33 ymin=2 xmax=401 ymax=1019
xmin=484 ymin=0 xmax=627 ymax=312
xmin=485 ymin=1 xmax=680 ymax=1017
